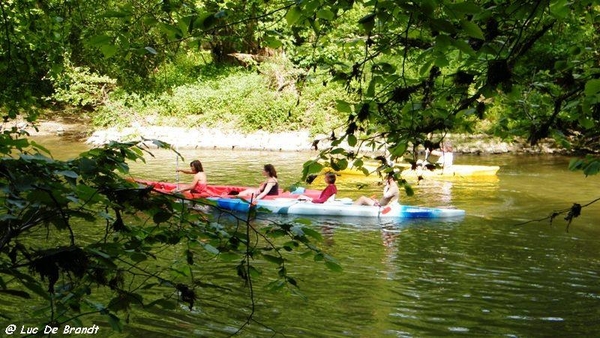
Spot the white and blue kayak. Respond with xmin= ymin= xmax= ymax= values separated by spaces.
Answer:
xmin=211 ymin=197 xmax=465 ymax=219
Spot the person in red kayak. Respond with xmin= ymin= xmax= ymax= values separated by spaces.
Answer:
xmin=353 ymin=172 xmax=399 ymax=206
xmin=175 ymin=160 xmax=207 ymax=193
xmin=238 ymin=164 xmax=279 ymax=200
xmin=299 ymin=172 xmax=337 ymax=203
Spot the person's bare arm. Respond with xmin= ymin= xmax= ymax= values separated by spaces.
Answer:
xmin=255 ymin=180 xmax=276 ymax=200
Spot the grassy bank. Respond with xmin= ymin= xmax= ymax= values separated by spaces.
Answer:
xmin=74 ymin=53 xmax=351 ymax=136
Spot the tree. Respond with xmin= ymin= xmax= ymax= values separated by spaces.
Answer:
xmin=1 ymin=0 xmax=599 ymax=332
xmin=0 ymin=135 xmax=337 ymax=331
xmin=280 ymin=0 xmax=600 ymax=175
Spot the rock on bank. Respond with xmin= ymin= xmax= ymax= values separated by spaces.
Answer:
xmin=86 ymin=126 xmax=314 ymax=151
xmin=27 ymin=119 xmax=566 ymax=154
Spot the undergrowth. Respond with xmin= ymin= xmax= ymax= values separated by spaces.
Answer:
xmin=92 ymin=54 xmax=350 ymax=136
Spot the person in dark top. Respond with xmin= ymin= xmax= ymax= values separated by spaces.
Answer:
xmin=239 ymin=164 xmax=279 ymax=200
xmin=301 ymin=172 xmax=337 ymax=203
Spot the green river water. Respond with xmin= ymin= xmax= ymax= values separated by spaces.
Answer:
xmin=2 ymin=136 xmax=600 ymax=337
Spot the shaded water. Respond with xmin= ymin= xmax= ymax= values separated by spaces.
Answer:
xmin=8 ymin=136 xmax=600 ymax=337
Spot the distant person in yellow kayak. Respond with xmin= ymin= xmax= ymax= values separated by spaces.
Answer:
xmin=425 ymin=141 xmax=453 ymax=168
xmin=299 ymin=172 xmax=338 ymax=203
xmin=238 ymin=164 xmax=279 ymax=200
xmin=354 ymin=172 xmax=399 ymax=206
xmin=175 ymin=160 xmax=207 ymax=193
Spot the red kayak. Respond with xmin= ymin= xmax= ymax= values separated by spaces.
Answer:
xmin=134 ymin=179 xmax=321 ymax=200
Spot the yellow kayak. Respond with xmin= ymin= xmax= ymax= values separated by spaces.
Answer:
xmin=400 ymin=164 xmax=500 ymax=178
xmin=321 ymin=163 xmax=500 ymax=179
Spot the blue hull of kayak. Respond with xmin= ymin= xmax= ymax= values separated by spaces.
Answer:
xmin=211 ymin=197 xmax=465 ymax=219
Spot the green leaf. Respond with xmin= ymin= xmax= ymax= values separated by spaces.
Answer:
xmin=100 ymin=45 xmax=118 ymax=59
xmin=461 ymin=20 xmax=484 ymax=40
xmin=419 ymin=59 xmax=435 ymax=77
xmin=336 ymin=100 xmax=352 ymax=114
xmin=390 ymin=143 xmax=408 ymax=157
xmin=568 ymin=158 xmax=583 ymax=171
xmin=584 ymin=162 xmax=600 ymax=176
xmin=152 ymin=210 xmax=172 ymax=224
xmin=248 ymin=265 xmax=261 ymax=278
xmin=293 ymin=218 xmax=312 ymax=225
xmin=287 ymin=277 xmax=298 ymax=287
xmin=202 ymin=243 xmax=220 ymax=255
xmin=579 ymin=117 xmax=595 ymax=129
xmin=172 ymin=265 xmax=192 ymax=277
xmin=434 ymin=56 xmax=449 ymax=67
xmin=378 ymin=62 xmax=396 ymax=74
xmin=301 ymin=227 xmax=322 ymax=241
xmin=219 ymin=252 xmax=241 ymax=262
xmin=266 ymin=280 xmax=286 ymax=291
xmin=358 ymin=13 xmax=375 ymax=33
xmin=569 ymin=46 xmax=582 ymax=55
xmin=304 ymin=161 xmax=324 ymax=175
xmin=366 ymin=78 xmax=377 ymax=97
xmin=448 ymin=2 xmax=482 ymax=14
xmin=145 ymin=47 xmax=157 ymax=55
xmin=549 ymin=0 xmax=569 ymax=19
xmin=554 ymin=60 xmax=568 ymax=71
xmin=452 ymin=39 xmax=476 ymax=56
xmin=88 ymin=35 xmax=112 ymax=47
xmin=430 ymin=18 xmax=457 ymax=34
xmin=263 ymin=36 xmax=283 ymax=49
xmin=200 ymin=13 xmax=216 ymax=29
xmin=55 ymin=170 xmax=78 ymax=179
xmin=325 ymin=261 xmax=343 ymax=272
xmin=456 ymin=108 xmax=476 ymax=118
xmin=87 ymin=248 xmax=112 ymax=260
xmin=262 ymin=254 xmax=284 ymax=265
xmin=336 ymin=158 xmax=348 ymax=170
xmin=420 ymin=0 xmax=435 ymax=16
xmin=0 ymin=289 xmax=31 ymax=299
xmin=107 ymin=313 xmax=123 ymax=332
xmin=101 ymin=10 xmax=130 ymax=18
xmin=404 ymin=184 xmax=415 ymax=197
xmin=584 ymin=79 xmax=600 ymax=96
xmin=347 ymin=134 xmax=357 ymax=147
xmin=286 ymin=6 xmax=303 ymax=25
xmin=317 ymin=9 xmax=335 ymax=21
xmin=143 ymin=15 xmax=159 ymax=26
xmin=130 ymin=252 xmax=147 ymax=262
xmin=147 ymin=298 xmax=177 ymax=310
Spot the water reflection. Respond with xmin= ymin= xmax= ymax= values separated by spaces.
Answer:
xmin=17 ymin=137 xmax=600 ymax=337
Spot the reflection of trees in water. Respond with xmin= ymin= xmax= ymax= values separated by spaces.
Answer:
xmin=412 ymin=177 xmax=500 ymax=207
xmin=410 ymin=180 xmax=454 ymax=205
xmin=381 ymin=228 xmax=398 ymax=249
xmin=381 ymin=226 xmax=401 ymax=280
xmin=320 ymin=224 xmax=336 ymax=246
xmin=380 ymin=228 xmax=401 ymax=279
xmin=437 ymin=181 xmax=453 ymax=204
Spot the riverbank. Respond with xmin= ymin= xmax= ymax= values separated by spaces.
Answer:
xmin=24 ymin=118 xmax=567 ymax=154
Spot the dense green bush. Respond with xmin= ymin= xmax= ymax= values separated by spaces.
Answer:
xmin=47 ymin=59 xmax=117 ymax=108
xmin=92 ymin=57 xmax=349 ymax=135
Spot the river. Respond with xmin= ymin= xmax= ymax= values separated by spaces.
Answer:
xmin=8 ymin=136 xmax=600 ymax=337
